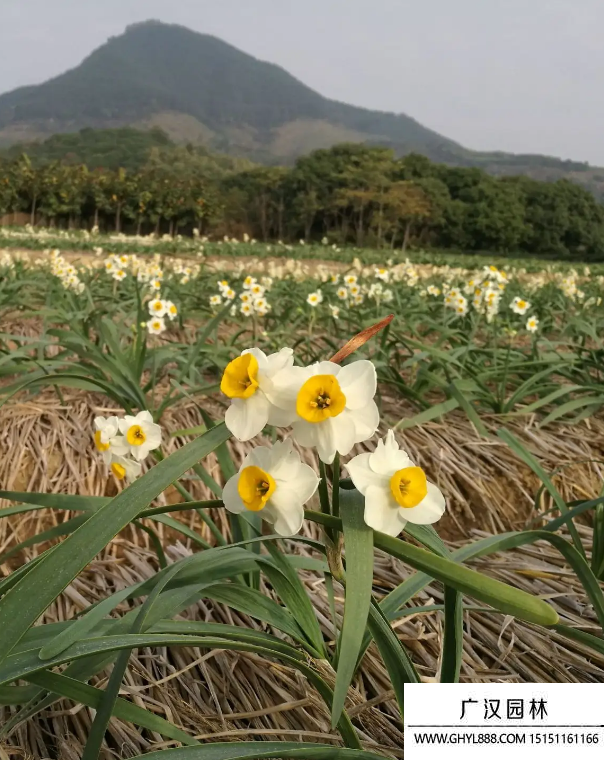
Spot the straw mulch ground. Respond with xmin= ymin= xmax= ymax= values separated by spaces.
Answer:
xmin=1 ymin=389 xmax=604 ymax=758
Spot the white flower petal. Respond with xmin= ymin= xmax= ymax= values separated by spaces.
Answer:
xmin=130 ymin=444 xmax=148 ymax=461
xmin=274 ymin=461 xmax=319 ymax=504
xmin=401 ymin=481 xmax=446 ymax=525
xmin=144 ymin=424 xmax=163 ymax=449
xmin=266 ymin=404 xmax=297 ymax=427
xmin=242 ymin=347 xmax=269 ymax=372
xmin=109 ymin=435 xmax=129 ymax=456
xmin=222 ymin=473 xmax=246 ymax=514
xmin=118 ymin=418 xmax=132 ymax=435
xmin=363 ymin=484 xmax=408 ymax=537
xmin=310 ymin=361 xmax=341 ymax=377
xmin=247 ymin=444 xmax=273 ymax=471
xmin=332 ymin=413 xmax=357 ymax=458
xmin=312 ymin=419 xmax=338 ymax=463
xmin=265 ymin=347 xmax=294 ymax=375
xmin=369 ymin=433 xmax=413 ymax=475
xmin=269 ymin=366 xmax=308 ymax=410
xmin=289 ymin=419 xmax=317 ymax=449
xmin=225 ymin=392 xmax=271 ymax=441
xmin=337 ymin=360 xmax=377 ymax=410
xmin=263 ymin=497 xmax=305 ymax=536
xmin=346 ymin=452 xmax=388 ymax=495
xmin=350 ymin=401 xmax=380 ymax=443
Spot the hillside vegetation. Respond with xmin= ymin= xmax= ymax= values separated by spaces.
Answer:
xmin=2 ymin=143 xmax=604 ymax=260
xmin=0 ymin=20 xmax=603 ymax=198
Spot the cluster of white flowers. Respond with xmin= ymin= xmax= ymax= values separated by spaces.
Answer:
xmin=558 ymin=272 xmax=586 ymax=302
xmin=0 ymin=251 xmax=15 ymax=270
xmin=444 ymin=288 xmax=469 ymax=316
xmin=103 ymin=253 xmax=132 ymax=282
xmin=219 ymin=348 xmax=446 ymax=538
xmin=213 ymin=275 xmax=273 ymax=318
xmin=93 ymin=410 xmax=162 ymax=482
xmin=146 ymin=296 xmax=178 ymax=335
xmin=440 ymin=265 xmax=510 ymax=322
xmin=172 ymin=261 xmax=201 ymax=285
xmin=49 ymin=250 xmax=85 ymax=293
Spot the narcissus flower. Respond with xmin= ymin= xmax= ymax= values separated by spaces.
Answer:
xmin=118 ymin=410 xmax=162 ymax=461
xmin=347 ymin=431 xmax=445 ymax=536
xmin=307 ymin=291 xmax=323 ymax=307
xmin=164 ymin=300 xmax=178 ymax=320
xmin=109 ymin=454 xmax=142 ymax=481
xmin=93 ymin=416 xmax=128 ymax=464
xmin=222 ymin=439 xmax=319 ymax=535
xmin=511 ymin=297 xmax=531 ymax=315
xmin=147 ymin=317 xmax=166 ymax=335
xmin=148 ymin=298 xmax=167 ymax=317
xmin=273 ymin=360 xmax=379 ymax=463
xmin=221 ymin=348 xmax=295 ymax=441
xmin=526 ymin=315 xmax=539 ymax=333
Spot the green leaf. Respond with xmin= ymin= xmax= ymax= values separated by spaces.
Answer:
xmin=0 ymin=423 xmax=232 ymax=669
xmin=27 ymin=670 xmax=198 ymax=745
xmin=262 ymin=542 xmax=326 ymax=656
xmin=367 ymin=599 xmax=419 ymax=719
xmin=202 ymin=583 xmax=308 ymax=645
xmin=497 ymin=428 xmax=585 ymax=558
xmin=331 ymin=489 xmax=374 ymax=728
xmin=130 ymin=742 xmax=384 ymax=760
xmin=446 ymin=380 xmax=488 ymax=436
xmin=440 ymin=586 xmax=463 ymax=683
xmin=305 ymin=511 xmax=559 ymax=627
xmin=394 ymin=398 xmax=458 ymax=430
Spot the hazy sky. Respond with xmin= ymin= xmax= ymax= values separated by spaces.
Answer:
xmin=2 ymin=0 xmax=603 ymax=163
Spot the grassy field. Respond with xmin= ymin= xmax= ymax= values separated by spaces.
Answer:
xmin=0 ymin=230 xmax=604 ymax=758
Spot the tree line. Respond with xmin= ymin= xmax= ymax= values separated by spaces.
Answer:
xmin=2 ymin=141 xmax=604 ymax=259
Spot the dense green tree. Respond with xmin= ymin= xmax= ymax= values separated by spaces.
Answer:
xmin=1 ymin=140 xmax=604 ymax=259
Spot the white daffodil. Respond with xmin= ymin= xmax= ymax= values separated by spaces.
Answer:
xmin=118 ymin=410 xmax=162 ymax=461
xmin=511 ymin=296 xmax=531 ymax=315
xmin=222 ymin=439 xmax=319 ymax=535
xmin=148 ymin=298 xmax=167 ymax=317
xmin=307 ymin=291 xmax=322 ymax=307
xmin=109 ymin=454 xmax=142 ymax=481
xmin=347 ymin=430 xmax=446 ymax=536
xmin=164 ymin=300 xmax=178 ymax=320
xmin=221 ymin=347 xmax=295 ymax=441
xmin=272 ymin=359 xmax=379 ymax=464
xmin=147 ymin=317 xmax=166 ymax=335
xmin=210 ymin=294 xmax=222 ymax=306
xmin=526 ymin=315 xmax=539 ymax=333
xmin=93 ymin=415 xmax=129 ymax=464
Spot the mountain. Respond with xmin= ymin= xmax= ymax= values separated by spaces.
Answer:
xmin=1 ymin=19 xmax=603 ymax=196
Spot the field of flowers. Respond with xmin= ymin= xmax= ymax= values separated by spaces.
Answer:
xmin=0 ymin=227 xmax=604 ymax=758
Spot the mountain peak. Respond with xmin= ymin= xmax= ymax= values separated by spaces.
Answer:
xmin=0 ymin=20 xmax=602 ymax=198
xmin=0 ymin=21 xmax=457 ymax=161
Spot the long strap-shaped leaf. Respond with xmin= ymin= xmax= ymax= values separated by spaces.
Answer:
xmin=27 ymin=670 xmax=198 ymax=746
xmin=0 ymin=423 xmax=231 ymax=669
xmin=306 ymin=511 xmax=559 ymax=627
xmin=331 ymin=489 xmax=374 ymax=729
xmin=0 ymin=634 xmax=361 ymax=749
xmin=130 ymin=743 xmax=384 ymax=760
